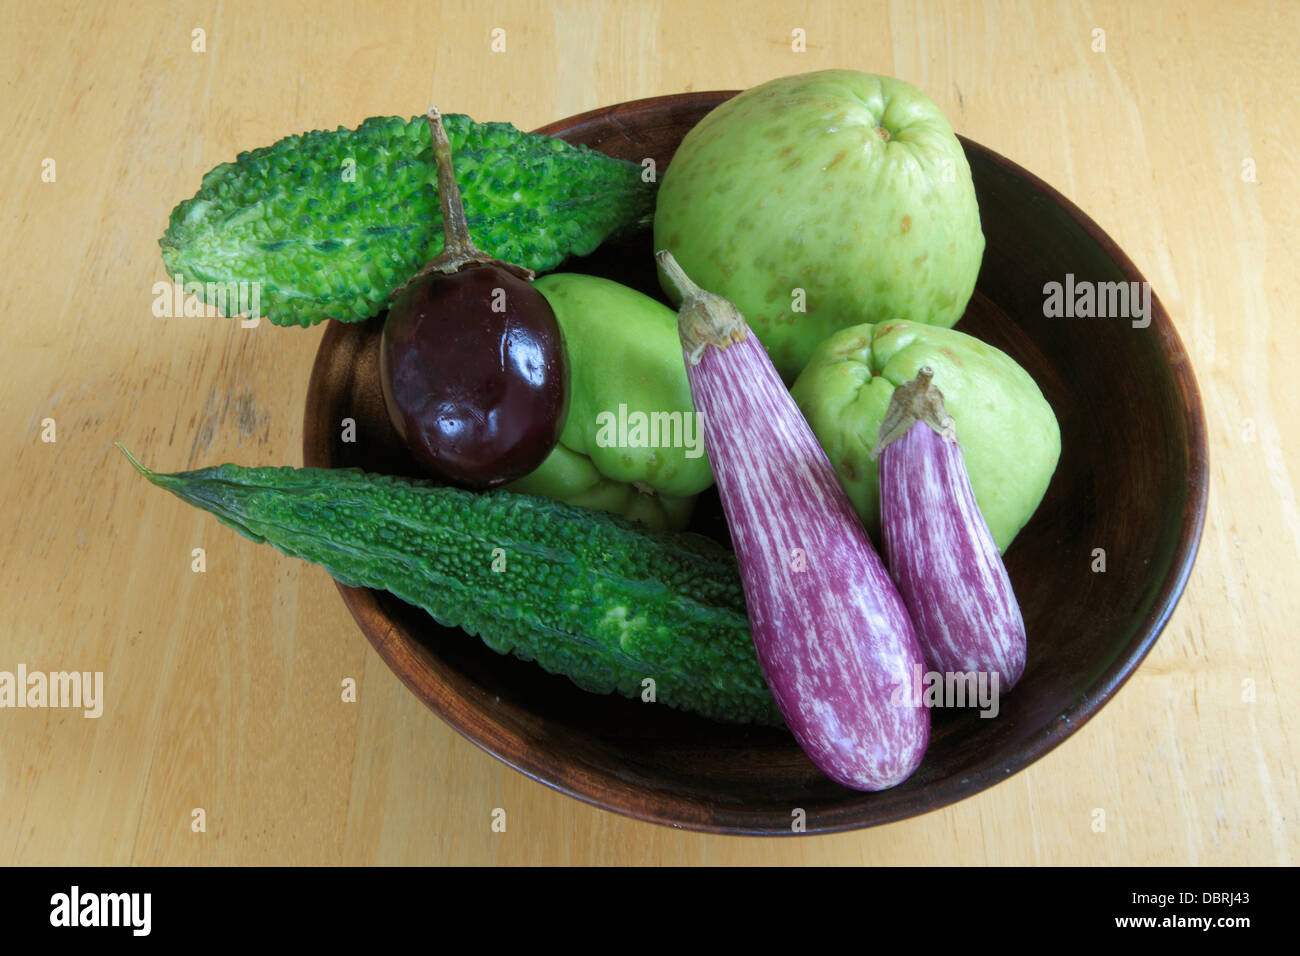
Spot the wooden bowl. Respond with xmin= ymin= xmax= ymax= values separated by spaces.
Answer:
xmin=303 ymin=92 xmax=1208 ymax=834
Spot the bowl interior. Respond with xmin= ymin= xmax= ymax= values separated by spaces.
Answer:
xmin=302 ymin=92 xmax=1207 ymax=834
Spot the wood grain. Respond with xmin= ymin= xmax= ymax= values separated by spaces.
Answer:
xmin=1 ymin=0 xmax=1295 ymax=864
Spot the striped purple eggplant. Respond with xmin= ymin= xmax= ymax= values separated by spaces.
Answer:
xmin=875 ymin=368 xmax=1027 ymax=691
xmin=656 ymin=250 xmax=928 ymax=792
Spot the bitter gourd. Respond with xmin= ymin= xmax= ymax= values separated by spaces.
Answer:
xmin=159 ymin=114 xmax=656 ymax=328
xmin=121 ymin=447 xmax=780 ymax=726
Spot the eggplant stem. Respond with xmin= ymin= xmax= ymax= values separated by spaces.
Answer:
xmin=872 ymin=366 xmax=958 ymax=458
xmin=428 ymin=106 xmax=479 ymax=266
xmin=656 ymin=249 xmax=749 ymax=364
xmin=397 ymin=108 xmax=533 ymax=291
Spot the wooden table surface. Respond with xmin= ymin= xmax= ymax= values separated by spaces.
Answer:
xmin=2 ymin=0 xmax=1295 ymax=865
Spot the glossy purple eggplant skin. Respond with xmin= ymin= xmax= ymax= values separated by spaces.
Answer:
xmin=684 ymin=330 xmax=929 ymax=792
xmin=379 ymin=267 xmax=569 ymax=489
xmin=879 ymin=421 xmax=1027 ymax=690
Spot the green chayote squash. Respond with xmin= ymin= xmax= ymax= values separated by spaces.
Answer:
xmin=791 ymin=321 xmax=1060 ymax=552
xmin=505 ymin=274 xmax=714 ymax=530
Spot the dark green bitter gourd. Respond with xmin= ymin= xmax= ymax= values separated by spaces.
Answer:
xmin=120 ymin=447 xmax=781 ymax=726
xmin=159 ymin=114 xmax=656 ymax=328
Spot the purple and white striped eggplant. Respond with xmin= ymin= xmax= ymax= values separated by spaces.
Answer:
xmin=875 ymin=368 xmax=1027 ymax=691
xmin=656 ymin=250 xmax=928 ymax=792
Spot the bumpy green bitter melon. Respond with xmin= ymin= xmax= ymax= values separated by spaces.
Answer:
xmin=122 ymin=448 xmax=780 ymax=726
xmin=159 ymin=114 xmax=656 ymax=327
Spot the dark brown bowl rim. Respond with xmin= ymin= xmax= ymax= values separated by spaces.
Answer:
xmin=303 ymin=91 xmax=1210 ymax=835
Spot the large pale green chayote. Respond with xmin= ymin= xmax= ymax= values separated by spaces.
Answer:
xmin=654 ymin=69 xmax=985 ymax=382
xmin=505 ymin=273 xmax=714 ymax=531
xmin=791 ymin=322 xmax=1060 ymax=552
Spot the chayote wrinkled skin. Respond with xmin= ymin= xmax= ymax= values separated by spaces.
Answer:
xmin=655 ymin=69 xmax=984 ymax=382
xmin=505 ymin=273 xmax=714 ymax=531
xmin=791 ymin=321 xmax=1060 ymax=552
